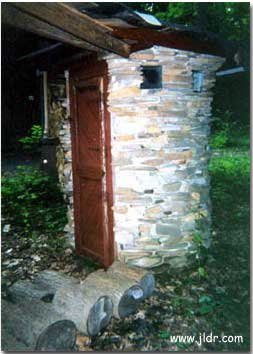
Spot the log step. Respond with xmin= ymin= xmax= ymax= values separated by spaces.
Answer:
xmin=2 ymin=264 xmax=156 ymax=349
xmin=108 ymin=261 xmax=155 ymax=299
xmin=82 ymin=270 xmax=144 ymax=318
xmin=2 ymin=298 xmax=77 ymax=351
xmin=53 ymin=285 xmax=113 ymax=337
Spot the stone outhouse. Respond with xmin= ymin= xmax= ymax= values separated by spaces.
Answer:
xmin=49 ymin=49 xmax=224 ymax=269
xmin=3 ymin=3 xmax=226 ymax=268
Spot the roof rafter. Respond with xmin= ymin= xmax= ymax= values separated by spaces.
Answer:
xmin=12 ymin=2 xmax=130 ymax=57
xmin=2 ymin=4 xmax=100 ymax=52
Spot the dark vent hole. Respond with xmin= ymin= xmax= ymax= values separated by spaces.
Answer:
xmin=141 ymin=65 xmax=162 ymax=89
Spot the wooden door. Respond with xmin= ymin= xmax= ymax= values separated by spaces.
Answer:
xmin=69 ymin=59 xmax=114 ymax=268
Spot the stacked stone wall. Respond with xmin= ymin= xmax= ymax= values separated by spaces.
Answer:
xmin=106 ymin=46 xmax=224 ymax=268
xmin=48 ymin=78 xmax=75 ymax=244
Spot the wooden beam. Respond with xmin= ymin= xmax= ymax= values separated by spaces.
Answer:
xmin=12 ymin=2 xmax=130 ymax=57
xmin=113 ymin=28 xmax=223 ymax=57
xmin=17 ymin=43 xmax=63 ymax=61
xmin=2 ymin=4 xmax=99 ymax=52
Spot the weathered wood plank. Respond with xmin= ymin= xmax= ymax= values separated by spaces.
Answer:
xmin=12 ymin=2 xmax=130 ymax=57
xmin=2 ymin=4 xmax=99 ymax=52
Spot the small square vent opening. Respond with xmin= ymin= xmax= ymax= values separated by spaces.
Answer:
xmin=141 ymin=65 xmax=162 ymax=89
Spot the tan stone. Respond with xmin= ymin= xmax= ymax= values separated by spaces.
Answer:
xmin=113 ymin=206 xmax=128 ymax=214
xmin=115 ymin=134 xmax=135 ymax=142
xmin=163 ymin=74 xmax=191 ymax=83
xmin=144 ymin=206 xmax=162 ymax=218
xmin=163 ymin=63 xmax=187 ymax=70
xmin=165 ymin=151 xmax=193 ymax=160
xmin=116 ymin=188 xmax=139 ymax=197
xmin=191 ymin=192 xmax=200 ymax=202
xmin=159 ymin=101 xmax=180 ymax=110
xmin=138 ymin=224 xmax=151 ymax=234
xmin=147 ymin=125 xmax=161 ymax=134
xmin=130 ymin=53 xmax=155 ymax=60
xmin=150 ymin=134 xmax=168 ymax=145
xmin=109 ymin=86 xmax=140 ymax=99
xmin=163 ymin=69 xmax=188 ymax=76
xmin=142 ymin=159 xmax=165 ymax=166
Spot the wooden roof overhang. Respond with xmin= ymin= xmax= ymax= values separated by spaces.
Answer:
xmin=2 ymin=2 xmax=225 ymax=71
xmin=2 ymin=3 xmax=131 ymax=57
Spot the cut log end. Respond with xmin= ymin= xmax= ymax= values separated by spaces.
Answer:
xmin=35 ymin=320 xmax=77 ymax=351
xmin=118 ymin=285 xmax=143 ymax=318
xmin=140 ymin=273 xmax=155 ymax=299
xmin=87 ymin=296 xmax=113 ymax=337
xmin=108 ymin=261 xmax=155 ymax=299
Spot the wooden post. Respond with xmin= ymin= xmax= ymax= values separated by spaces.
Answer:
xmin=42 ymin=71 xmax=48 ymax=137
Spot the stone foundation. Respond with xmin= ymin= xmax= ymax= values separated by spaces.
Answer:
xmin=49 ymin=46 xmax=224 ymax=268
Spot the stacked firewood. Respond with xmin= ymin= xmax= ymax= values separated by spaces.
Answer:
xmin=2 ymin=262 xmax=155 ymax=351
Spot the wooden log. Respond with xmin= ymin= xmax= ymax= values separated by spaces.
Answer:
xmin=1 ymin=324 xmax=29 ymax=351
xmin=8 ymin=270 xmax=79 ymax=303
xmin=35 ymin=320 xmax=77 ymax=351
xmin=8 ymin=270 xmax=113 ymax=337
xmin=2 ymin=299 xmax=77 ymax=351
xmin=81 ymin=270 xmax=144 ymax=318
xmin=53 ymin=284 xmax=113 ymax=337
xmin=108 ymin=261 xmax=155 ymax=299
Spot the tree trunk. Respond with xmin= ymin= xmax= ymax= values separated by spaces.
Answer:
xmin=2 ymin=299 xmax=77 ymax=351
xmin=7 ymin=270 xmax=113 ymax=337
xmin=81 ymin=270 xmax=144 ymax=318
xmin=108 ymin=261 xmax=155 ymax=299
xmin=53 ymin=284 xmax=113 ymax=337
xmin=8 ymin=270 xmax=79 ymax=303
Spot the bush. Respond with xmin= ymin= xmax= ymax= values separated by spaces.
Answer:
xmin=210 ymin=114 xmax=250 ymax=150
xmin=19 ymin=125 xmax=43 ymax=152
xmin=210 ymin=129 xmax=229 ymax=149
xmin=2 ymin=166 xmax=67 ymax=238
xmin=209 ymin=154 xmax=250 ymax=212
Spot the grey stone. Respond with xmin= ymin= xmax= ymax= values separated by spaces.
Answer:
xmin=159 ymin=235 xmax=183 ymax=246
xmin=163 ymin=255 xmax=188 ymax=268
xmin=128 ymin=256 xmax=163 ymax=268
xmin=156 ymin=224 xmax=181 ymax=236
xmin=163 ymin=182 xmax=181 ymax=192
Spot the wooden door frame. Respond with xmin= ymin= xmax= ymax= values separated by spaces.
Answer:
xmin=69 ymin=55 xmax=114 ymax=268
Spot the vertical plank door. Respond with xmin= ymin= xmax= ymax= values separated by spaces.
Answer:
xmin=69 ymin=59 xmax=114 ymax=268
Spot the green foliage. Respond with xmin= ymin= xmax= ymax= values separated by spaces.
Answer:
xmin=75 ymin=256 xmax=98 ymax=272
xmin=19 ymin=125 xmax=43 ymax=151
xmin=126 ymin=3 xmax=249 ymax=42
xmin=155 ymin=3 xmax=197 ymax=24
xmin=159 ymin=331 xmax=170 ymax=339
xmin=197 ymin=289 xmax=216 ymax=316
xmin=209 ymin=155 xmax=250 ymax=187
xmin=2 ymin=166 xmax=67 ymax=242
xmin=197 ymin=266 xmax=207 ymax=278
xmin=192 ymin=232 xmax=203 ymax=246
xmin=206 ymin=3 xmax=250 ymax=41
xmin=210 ymin=128 xmax=229 ymax=149
xmin=211 ymin=113 xmax=249 ymax=150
